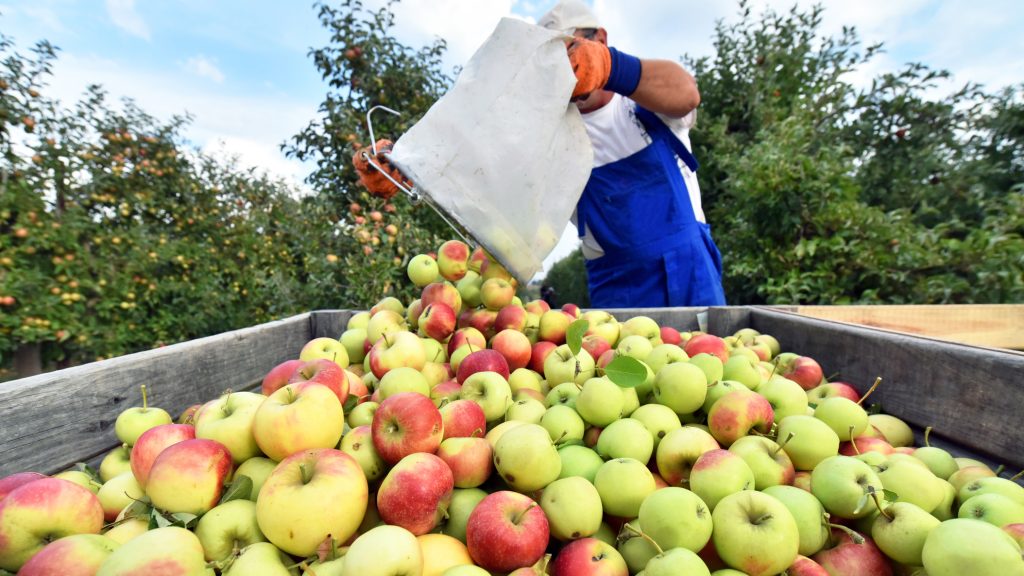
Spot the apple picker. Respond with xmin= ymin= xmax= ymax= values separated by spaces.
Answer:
xmin=355 ymin=1 xmax=725 ymax=307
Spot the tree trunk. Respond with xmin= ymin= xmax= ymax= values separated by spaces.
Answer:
xmin=14 ymin=343 xmax=42 ymax=379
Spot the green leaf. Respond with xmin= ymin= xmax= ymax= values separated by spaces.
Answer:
xmin=171 ymin=512 xmax=199 ymax=529
xmin=881 ymin=488 xmax=899 ymax=503
xmin=603 ymin=356 xmax=647 ymax=389
xmin=150 ymin=509 xmax=172 ymax=529
xmin=219 ymin=475 xmax=253 ymax=504
xmin=566 ymin=319 xmax=589 ymax=356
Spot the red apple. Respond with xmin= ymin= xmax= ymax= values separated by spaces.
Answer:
xmin=368 ymin=330 xmax=427 ymax=380
xmin=447 ymin=327 xmax=487 ymax=357
xmin=707 ymin=390 xmax=775 ymax=446
xmin=145 ymin=439 xmax=233 ymax=515
xmin=377 ymin=453 xmax=454 ymax=535
xmin=130 ymin=423 xmax=196 ymax=487
xmin=788 ymin=554 xmax=830 ymax=576
xmin=779 ymin=356 xmax=825 ymax=391
xmin=550 ymin=537 xmax=628 ymax=576
xmin=538 ymin=310 xmax=572 ymax=344
xmin=261 ymin=359 xmax=304 ymax=396
xmin=431 ymin=379 xmax=463 ymax=406
xmin=469 ymin=308 xmax=499 ymax=340
xmin=561 ymin=303 xmax=581 ymax=318
xmin=481 ymin=278 xmax=516 ymax=311
xmin=421 ymin=282 xmax=462 ymax=315
xmin=436 ymin=436 xmax=493 ymax=488
xmin=528 ymin=341 xmax=557 ymax=374
xmin=811 ymin=381 xmax=861 ymax=403
xmin=660 ymin=326 xmax=683 ymax=346
xmin=17 ymin=533 xmax=118 ymax=576
xmin=839 ymin=436 xmax=894 ymax=457
xmin=494 ymin=305 xmax=528 ymax=333
xmin=684 ymin=334 xmax=729 ymax=364
xmin=456 ymin=349 xmax=510 ymax=385
xmin=288 ymin=358 xmax=349 ymax=405
xmin=439 ymin=398 xmax=488 ymax=439
xmin=437 ymin=240 xmax=470 ymax=282
xmin=419 ymin=302 xmax=457 ymax=342
xmin=0 ymin=472 xmax=47 ymax=501
xmin=581 ymin=334 xmax=611 ymax=363
xmin=812 ymin=529 xmax=892 ymax=576
xmin=523 ymin=299 xmax=550 ymax=316
xmin=466 ymin=491 xmax=550 ymax=572
xmin=491 ymin=329 xmax=532 ymax=371
xmin=372 ymin=392 xmax=444 ymax=465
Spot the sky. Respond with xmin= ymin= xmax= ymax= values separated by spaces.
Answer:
xmin=3 ymin=0 xmax=1023 ymax=278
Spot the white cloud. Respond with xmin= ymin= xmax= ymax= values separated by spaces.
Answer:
xmin=105 ymin=0 xmax=150 ymax=40
xmin=182 ymin=55 xmax=225 ymax=83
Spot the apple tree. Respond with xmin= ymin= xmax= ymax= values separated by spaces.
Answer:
xmin=287 ymin=0 xmax=457 ymax=307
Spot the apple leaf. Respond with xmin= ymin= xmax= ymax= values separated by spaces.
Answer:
xmin=880 ymin=488 xmax=899 ymax=503
xmin=220 ymin=475 xmax=253 ymax=504
xmin=566 ymin=319 xmax=589 ymax=356
xmin=150 ymin=509 xmax=172 ymax=529
xmin=171 ymin=512 xmax=199 ymax=529
xmin=604 ymin=355 xmax=647 ymax=388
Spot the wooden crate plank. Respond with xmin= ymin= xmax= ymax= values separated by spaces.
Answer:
xmin=310 ymin=310 xmax=357 ymax=339
xmin=0 ymin=314 xmax=314 ymax=476
xmin=791 ymin=305 xmax=1024 ymax=350
xmin=748 ymin=307 xmax=1024 ymax=469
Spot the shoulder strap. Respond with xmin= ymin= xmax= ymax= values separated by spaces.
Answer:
xmin=634 ymin=106 xmax=700 ymax=173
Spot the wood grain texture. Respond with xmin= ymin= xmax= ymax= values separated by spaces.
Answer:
xmin=792 ymin=305 xmax=1024 ymax=350
xmin=0 ymin=314 xmax=314 ymax=476
xmin=746 ymin=307 xmax=1024 ymax=468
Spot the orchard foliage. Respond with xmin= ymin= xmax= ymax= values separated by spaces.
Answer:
xmin=0 ymin=37 xmax=350 ymax=374
xmin=286 ymin=0 xmax=456 ymax=306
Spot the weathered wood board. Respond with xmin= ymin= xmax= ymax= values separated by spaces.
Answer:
xmin=0 ymin=314 xmax=314 ymax=476
xmin=791 ymin=304 xmax=1024 ymax=350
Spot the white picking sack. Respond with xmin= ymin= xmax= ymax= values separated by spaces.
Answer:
xmin=390 ymin=17 xmax=592 ymax=283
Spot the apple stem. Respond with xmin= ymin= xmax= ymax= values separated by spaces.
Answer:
xmin=622 ymin=523 xmax=664 ymax=555
xmin=849 ymin=437 xmax=862 ymax=456
xmin=140 ymin=384 xmax=149 ymax=411
xmin=868 ymin=489 xmax=894 ymax=521
xmin=774 ymin=432 xmax=795 ymax=455
xmin=995 ymin=464 xmax=1006 ymax=476
xmin=1010 ymin=469 xmax=1024 ymax=482
xmin=827 ymin=522 xmax=866 ymax=545
xmin=553 ymin=430 xmax=568 ymax=445
xmin=512 ymin=503 xmax=538 ymax=525
xmin=924 ymin=426 xmax=933 ymax=448
xmin=298 ymin=463 xmax=313 ymax=485
xmin=856 ymin=377 xmax=881 ymax=406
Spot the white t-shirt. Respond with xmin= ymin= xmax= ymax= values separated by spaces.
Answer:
xmin=575 ymin=93 xmax=706 ymax=259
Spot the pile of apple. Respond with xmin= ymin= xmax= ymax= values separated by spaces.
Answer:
xmin=1 ymin=240 xmax=1023 ymax=576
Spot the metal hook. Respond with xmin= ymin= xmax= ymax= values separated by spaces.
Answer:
xmin=366 ymin=105 xmax=401 ymax=156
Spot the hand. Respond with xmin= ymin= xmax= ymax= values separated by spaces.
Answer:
xmin=352 ymin=139 xmax=410 ymax=199
xmin=567 ymin=38 xmax=611 ymax=99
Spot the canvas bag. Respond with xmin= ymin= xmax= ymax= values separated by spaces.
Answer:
xmin=390 ymin=17 xmax=592 ymax=282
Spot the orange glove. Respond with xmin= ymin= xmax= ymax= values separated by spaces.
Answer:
xmin=352 ymin=139 xmax=410 ymax=200
xmin=567 ymin=38 xmax=611 ymax=99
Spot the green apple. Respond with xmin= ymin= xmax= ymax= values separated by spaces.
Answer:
xmin=347 ymin=401 xmax=378 ymax=429
xmin=540 ymin=476 xmax=603 ymax=541
xmin=868 ymin=414 xmax=914 ymax=447
xmin=914 ymin=446 xmax=959 ymax=480
xmin=252 ymin=382 xmax=345 ymax=462
xmin=541 ymin=404 xmax=585 ymax=445
xmin=711 ymin=490 xmax=799 ymax=576
xmin=493 ymin=423 xmax=561 ymax=492
xmin=776 ymin=415 xmax=840 ymax=471
xmin=378 ymin=366 xmax=431 ymax=399
xmin=921 ymin=518 xmax=1024 ymax=576
xmin=557 ymin=445 xmax=604 ymax=483
xmin=594 ymin=458 xmax=656 ymax=518
xmin=508 ymin=368 xmax=544 ymax=395
xmin=53 ymin=470 xmax=101 ymax=495
xmin=619 ymin=316 xmax=661 ymax=344
xmin=544 ymin=344 xmax=596 ymax=386
xmin=958 ymin=493 xmax=1024 ymax=527
xmin=728 ymin=435 xmax=794 ymax=489
xmin=655 ymin=425 xmax=720 ymax=487
xmin=460 ymin=371 xmax=512 ymax=423
xmin=576 ymin=376 xmax=625 ymax=427
xmin=762 ymin=485 xmax=829 ymax=556
xmin=756 ymin=376 xmax=808 ymax=421
xmin=341 ymin=524 xmax=422 ymax=576
xmin=340 ymin=328 xmax=369 ymax=365
xmin=114 ymin=385 xmax=172 ymax=446
xmin=644 ymin=547 xmax=711 ymax=576
xmin=638 ymin=487 xmax=713 ymax=552
xmin=300 ymin=336 xmax=350 ymax=367
xmin=194 ymin=499 xmax=267 ymax=562
xmin=546 ymin=382 xmax=580 ymax=410
xmin=596 ymin=417 xmax=654 ymax=463
xmin=505 ymin=397 xmax=547 ymax=424
xmin=234 ymin=456 xmax=277 ymax=502
xmin=630 ymin=403 xmax=682 ymax=450
xmin=408 ymin=254 xmax=439 ymax=287
xmin=701 ymin=380 xmax=750 ymax=414
xmin=347 ymin=311 xmax=371 ymax=330
xmin=690 ymin=449 xmax=755 ymax=511
xmin=99 ymin=445 xmax=132 ymax=482
xmin=645 ymin=343 xmax=688 ymax=373
xmin=94 ymin=527 xmax=208 ymax=576
xmin=959 ymin=477 xmax=1024 ymax=507
xmin=813 ymin=397 xmax=868 ymax=441
xmin=689 ymin=353 xmax=724 ymax=385
xmin=222 ymin=541 xmax=295 ymax=575
xmin=96 ymin=472 xmax=144 ymax=522
xmin=879 ymin=459 xmax=945 ymax=513
xmin=340 ymin=425 xmax=387 ymax=481
xmin=810 ymin=455 xmax=883 ymax=519
xmin=652 ymin=362 xmax=708 ymax=415
xmin=194 ymin=390 xmax=265 ymax=464
xmin=932 ymin=478 xmax=957 ymax=521
xmin=618 ymin=521 xmax=660 ymax=574
xmin=721 ymin=355 xmax=762 ymax=390
xmin=441 ymin=488 xmax=488 ymax=544
xmin=870 ymin=501 xmax=940 ymax=565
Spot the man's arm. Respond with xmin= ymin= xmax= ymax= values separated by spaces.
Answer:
xmin=630 ymin=59 xmax=700 ymax=119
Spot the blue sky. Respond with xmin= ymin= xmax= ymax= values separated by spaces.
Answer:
xmin=3 ymin=0 xmax=1023 ymax=274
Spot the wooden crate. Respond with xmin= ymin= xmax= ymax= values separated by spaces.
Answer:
xmin=2 ymin=307 xmax=1022 ymax=478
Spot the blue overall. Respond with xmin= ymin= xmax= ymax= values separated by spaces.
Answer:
xmin=576 ymin=106 xmax=726 ymax=308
